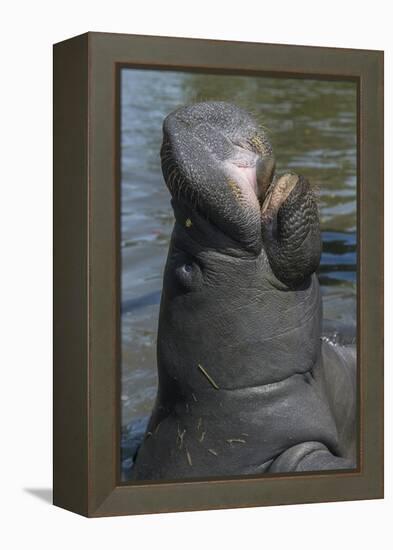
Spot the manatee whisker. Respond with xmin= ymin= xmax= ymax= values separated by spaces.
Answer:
xmin=208 ymin=449 xmax=218 ymax=456
xmin=160 ymin=152 xmax=172 ymax=165
xmin=167 ymin=166 xmax=178 ymax=186
xmin=174 ymin=173 xmax=183 ymax=194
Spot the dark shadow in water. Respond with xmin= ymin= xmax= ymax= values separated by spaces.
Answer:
xmin=24 ymin=488 xmax=52 ymax=504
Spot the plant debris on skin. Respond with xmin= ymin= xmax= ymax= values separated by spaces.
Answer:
xmin=197 ymin=364 xmax=220 ymax=389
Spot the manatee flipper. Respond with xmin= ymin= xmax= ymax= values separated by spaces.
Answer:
xmin=268 ymin=441 xmax=355 ymax=473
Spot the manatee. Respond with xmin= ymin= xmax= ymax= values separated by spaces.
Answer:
xmin=132 ymin=101 xmax=357 ymax=480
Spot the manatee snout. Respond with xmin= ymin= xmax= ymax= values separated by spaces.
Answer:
xmin=160 ymin=101 xmax=276 ymax=252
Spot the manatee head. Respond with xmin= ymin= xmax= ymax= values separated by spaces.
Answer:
xmin=157 ymin=101 xmax=322 ymax=391
xmin=161 ymin=101 xmax=321 ymax=287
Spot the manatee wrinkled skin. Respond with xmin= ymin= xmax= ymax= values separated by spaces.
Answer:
xmin=132 ymin=101 xmax=357 ymax=480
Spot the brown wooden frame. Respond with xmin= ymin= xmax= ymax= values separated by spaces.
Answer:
xmin=53 ymin=32 xmax=384 ymax=517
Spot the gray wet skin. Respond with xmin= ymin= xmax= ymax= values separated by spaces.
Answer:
xmin=132 ymin=101 xmax=357 ymax=480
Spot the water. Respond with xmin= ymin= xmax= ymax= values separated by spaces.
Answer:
xmin=120 ymin=69 xmax=357 ymax=435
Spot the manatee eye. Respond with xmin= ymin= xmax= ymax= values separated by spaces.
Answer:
xmin=175 ymin=261 xmax=202 ymax=291
xmin=176 ymin=263 xmax=194 ymax=284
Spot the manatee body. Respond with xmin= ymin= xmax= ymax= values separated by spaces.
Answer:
xmin=132 ymin=101 xmax=356 ymax=480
